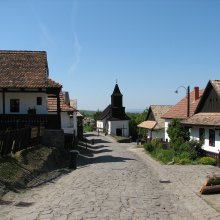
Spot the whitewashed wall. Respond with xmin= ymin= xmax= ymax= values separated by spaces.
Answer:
xmin=152 ymin=129 xmax=165 ymax=141
xmin=108 ymin=120 xmax=129 ymax=137
xmin=190 ymin=127 xmax=220 ymax=154
xmin=96 ymin=120 xmax=105 ymax=132
xmin=5 ymin=92 xmax=47 ymax=114
xmin=61 ymin=112 xmax=76 ymax=134
xmin=164 ymin=119 xmax=171 ymax=142
xmin=0 ymin=93 xmax=3 ymax=114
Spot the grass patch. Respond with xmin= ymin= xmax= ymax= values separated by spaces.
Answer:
xmin=0 ymin=145 xmax=70 ymax=194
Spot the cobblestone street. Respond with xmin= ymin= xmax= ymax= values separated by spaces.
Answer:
xmin=0 ymin=132 xmax=220 ymax=220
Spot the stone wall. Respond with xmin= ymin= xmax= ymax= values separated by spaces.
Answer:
xmin=41 ymin=129 xmax=64 ymax=149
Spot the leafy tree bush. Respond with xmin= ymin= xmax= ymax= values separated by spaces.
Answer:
xmin=144 ymin=142 xmax=154 ymax=152
xmin=127 ymin=109 xmax=148 ymax=140
xmin=167 ymin=119 xmax=190 ymax=150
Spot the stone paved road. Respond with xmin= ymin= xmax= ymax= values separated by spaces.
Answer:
xmin=0 ymin=132 xmax=220 ymax=220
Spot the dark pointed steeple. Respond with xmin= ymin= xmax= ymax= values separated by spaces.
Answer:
xmin=111 ymin=83 xmax=123 ymax=107
xmin=112 ymin=83 xmax=122 ymax=95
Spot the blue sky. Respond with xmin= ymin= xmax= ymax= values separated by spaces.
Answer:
xmin=0 ymin=0 xmax=220 ymax=111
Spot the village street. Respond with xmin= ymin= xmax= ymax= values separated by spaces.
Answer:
xmin=0 ymin=132 xmax=220 ymax=220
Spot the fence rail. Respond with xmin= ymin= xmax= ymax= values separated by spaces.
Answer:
xmin=0 ymin=127 xmax=43 ymax=157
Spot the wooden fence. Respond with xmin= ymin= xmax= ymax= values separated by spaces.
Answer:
xmin=0 ymin=127 xmax=43 ymax=157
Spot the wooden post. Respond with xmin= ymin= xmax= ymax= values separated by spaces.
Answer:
xmin=218 ymin=151 xmax=220 ymax=168
xmin=2 ymin=89 xmax=5 ymax=115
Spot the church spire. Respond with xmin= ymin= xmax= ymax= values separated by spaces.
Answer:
xmin=111 ymin=83 xmax=123 ymax=107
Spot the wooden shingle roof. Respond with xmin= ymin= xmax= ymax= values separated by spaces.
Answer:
xmin=0 ymin=50 xmax=61 ymax=88
xmin=182 ymin=113 xmax=220 ymax=127
xmin=150 ymin=105 xmax=173 ymax=129
xmin=211 ymin=80 xmax=220 ymax=96
xmin=138 ymin=105 xmax=172 ymax=130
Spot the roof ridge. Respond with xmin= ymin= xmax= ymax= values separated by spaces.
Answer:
xmin=0 ymin=50 xmax=46 ymax=54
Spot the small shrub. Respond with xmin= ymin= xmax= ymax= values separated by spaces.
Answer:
xmin=151 ymin=138 xmax=163 ymax=149
xmin=155 ymin=149 xmax=174 ymax=164
xmin=178 ymin=151 xmax=191 ymax=159
xmin=198 ymin=157 xmax=216 ymax=166
xmin=144 ymin=142 xmax=154 ymax=152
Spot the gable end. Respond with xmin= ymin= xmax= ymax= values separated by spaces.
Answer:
xmin=146 ymin=107 xmax=155 ymax=121
xmin=196 ymin=81 xmax=220 ymax=113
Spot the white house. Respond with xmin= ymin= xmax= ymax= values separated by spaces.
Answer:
xmin=162 ymin=87 xmax=204 ymax=142
xmin=138 ymin=105 xmax=172 ymax=141
xmin=182 ymin=80 xmax=220 ymax=154
xmin=0 ymin=50 xmax=62 ymax=129
xmin=96 ymin=83 xmax=130 ymax=137
xmin=48 ymin=91 xmax=77 ymax=136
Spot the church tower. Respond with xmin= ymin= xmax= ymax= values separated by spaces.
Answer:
xmin=111 ymin=83 xmax=122 ymax=107
xmin=111 ymin=83 xmax=126 ymax=120
xmin=96 ymin=83 xmax=130 ymax=137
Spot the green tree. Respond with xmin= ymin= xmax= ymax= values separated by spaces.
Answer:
xmin=93 ymin=110 xmax=102 ymax=121
xmin=127 ymin=109 xmax=148 ymax=140
xmin=167 ymin=119 xmax=190 ymax=151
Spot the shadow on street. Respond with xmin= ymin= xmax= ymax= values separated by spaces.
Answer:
xmin=78 ymin=154 xmax=136 ymax=167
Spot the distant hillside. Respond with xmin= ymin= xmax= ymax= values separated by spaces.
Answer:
xmin=79 ymin=110 xmax=96 ymax=116
xmin=79 ymin=109 xmax=145 ymax=116
xmin=126 ymin=109 xmax=145 ymax=113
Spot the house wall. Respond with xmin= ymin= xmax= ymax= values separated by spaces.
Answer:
xmin=4 ymin=92 xmax=47 ymax=114
xmin=96 ymin=120 xmax=106 ymax=132
xmin=108 ymin=120 xmax=129 ymax=137
xmin=152 ymin=129 xmax=165 ymax=141
xmin=190 ymin=126 xmax=220 ymax=154
xmin=164 ymin=119 xmax=171 ymax=142
xmin=61 ymin=112 xmax=77 ymax=135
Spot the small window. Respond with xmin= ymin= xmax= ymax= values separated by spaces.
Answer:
xmin=209 ymin=129 xmax=215 ymax=147
xmin=10 ymin=99 xmax=20 ymax=112
xmin=199 ymin=128 xmax=205 ymax=144
xmin=37 ymin=97 xmax=42 ymax=105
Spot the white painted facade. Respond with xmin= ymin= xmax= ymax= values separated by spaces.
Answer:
xmin=190 ymin=127 xmax=220 ymax=154
xmin=96 ymin=120 xmax=105 ymax=132
xmin=61 ymin=111 xmax=77 ymax=135
xmin=148 ymin=129 xmax=165 ymax=141
xmin=108 ymin=120 xmax=129 ymax=137
xmin=164 ymin=119 xmax=171 ymax=142
xmin=2 ymin=92 xmax=48 ymax=114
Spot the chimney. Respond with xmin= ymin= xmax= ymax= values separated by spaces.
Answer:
xmin=63 ymin=91 xmax=70 ymax=105
xmin=194 ymin=87 xmax=199 ymax=101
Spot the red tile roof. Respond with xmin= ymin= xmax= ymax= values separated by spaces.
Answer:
xmin=162 ymin=89 xmax=204 ymax=119
xmin=48 ymin=92 xmax=76 ymax=112
xmin=0 ymin=50 xmax=61 ymax=88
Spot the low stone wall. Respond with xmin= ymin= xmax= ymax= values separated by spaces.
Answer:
xmin=41 ymin=129 xmax=65 ymax=149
